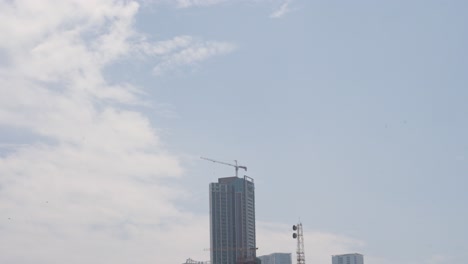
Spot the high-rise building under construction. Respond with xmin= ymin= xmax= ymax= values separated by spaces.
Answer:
xmin=209 ymin=176 xmax=256 ymax=264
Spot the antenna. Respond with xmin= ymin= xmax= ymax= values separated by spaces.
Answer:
xmin=292 ymin=222 xmax=306 ymax=264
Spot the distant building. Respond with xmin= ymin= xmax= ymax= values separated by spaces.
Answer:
xmin=209 ymin=176 xmax=256 ymax=264
xmin=182 ymin=258 xmax=210 ymax=264
xmin=257 ymin=253 xmax=292 ymax=264
xmin=332 ymin=253 xmax=364 ymax=264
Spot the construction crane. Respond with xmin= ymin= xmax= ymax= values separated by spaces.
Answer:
xmin=200 ymin=157 xmax=247 ymax=177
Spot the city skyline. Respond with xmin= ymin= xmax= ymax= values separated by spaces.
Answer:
xmin=1 ymin=1 xmax=467 ymax=264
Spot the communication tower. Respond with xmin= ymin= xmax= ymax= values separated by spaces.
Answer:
xmin=292 ymin=222 xmax=306 ymax=264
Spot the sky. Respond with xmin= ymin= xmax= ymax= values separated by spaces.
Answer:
xmin=0 ymin=0 xmax=467 ymax=263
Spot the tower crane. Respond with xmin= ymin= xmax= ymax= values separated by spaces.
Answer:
xmin=200 ymin=157 xmax=247 ymax=177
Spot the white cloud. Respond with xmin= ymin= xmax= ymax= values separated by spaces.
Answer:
xmin=0 ymin=1 xmax=218 ymax=263
xmin=257 ymin=222 xmax=365 ymax=263
xmin=149 ymin=37 xmax=236 ymax=75
xmin=142 ymin=0 xmax=227 ymax=8
xmin=138 ymin=35 xmax=194 ymax=56
xmin=270 ymin=0 xmax=293 ymax=18
xmin=176 ymin=0 xmax=227 ymax=8
xmin=1 ymin=1 xmax=445 ymax=264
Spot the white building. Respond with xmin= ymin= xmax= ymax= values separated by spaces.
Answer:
xmin=332 ymin=253 xmax=364 ymax=264
xmin=258 ymin=253 xmax=292 ymax=264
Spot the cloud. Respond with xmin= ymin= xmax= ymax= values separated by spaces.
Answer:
xmin=257 ymin=222 xmax=365 ymax=263
xmin=141 ymin=0 xmax=226 ymax=8
xmin=1 ymin=1 xmax=445 ymax=264
xmin=154 ymin=0 xmax=293 ymax=14
xmin=257 ymin=223 xmax=450 ymax=264
xmin=148 ymin=37 xmax=236 ymax=75
xmin=0 ymin=1 xmax=220 ymax=263
xmin=176 ymin=0 xmax=227 ymax=8
xmin=270 ymin=0 xmax=294 ymax=18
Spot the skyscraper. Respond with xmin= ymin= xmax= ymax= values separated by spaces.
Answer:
xmin=209 ymin=176 xmax=256 ymax=264
xmin=332 ymin=253 xmax=364 ymax=264
xmin=258 ymin=253 xmax=292 ymax=264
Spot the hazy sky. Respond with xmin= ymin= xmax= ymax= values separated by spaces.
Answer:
xmin=0 ymin=1 xmax=467 ymax=264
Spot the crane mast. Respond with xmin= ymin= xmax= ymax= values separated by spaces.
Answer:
xmin=200 ymin=157 xmax=247 ymax=177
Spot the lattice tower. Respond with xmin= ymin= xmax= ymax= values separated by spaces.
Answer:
xmin=294 ymin=222 xmax=306 ymax=264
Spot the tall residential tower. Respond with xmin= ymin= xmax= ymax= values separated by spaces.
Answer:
xmin=209 ymin=176 xmax=256 ymax=264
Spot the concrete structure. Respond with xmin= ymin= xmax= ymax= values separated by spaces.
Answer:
xmin=210 ymin=176 xmax=256 ymax=264
xmin=257 ymin=253 xmax=292 ymax=264
xmin=332 ymin=253 xmax=364 ymax=264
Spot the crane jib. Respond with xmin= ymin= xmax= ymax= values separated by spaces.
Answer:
xmin=200 ymin=157 xmax=247 ymax=177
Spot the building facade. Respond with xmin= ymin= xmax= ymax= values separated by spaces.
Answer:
xmin=210 ymin=176 xmax=256 ymax=264
xmin=332 ymin=253 xmax=364 ymax=264
xmin=258 ymin=253 xmax=292 ymax=264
